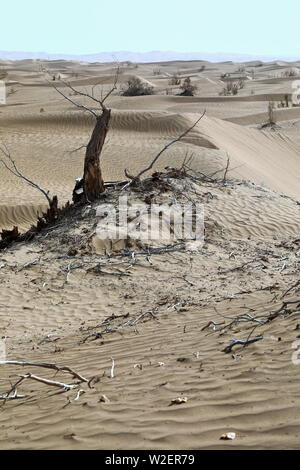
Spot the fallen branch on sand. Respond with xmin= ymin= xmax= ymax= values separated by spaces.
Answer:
xmin=109 ymin=243 xmax=186 ymax=259
xmin=0 ymin=391 xmax=28 ymax=401
xmin=123 ymin=110 xmax=206 ymax=187
xmin=81 ymin=308 xmax=158 ymax=343
xmin=218 ymin=258 xmax=266 ymax=275
xmin=18 ymin=373 xmax=77 ymax=390
xmin=213 ymin=298 xmax=300 ymax=339
xmin=222 ymin=337 xmax=264 ymax=354
xmin=281 ymin=281 xmax=300 ymax=299
xmin=212 ymin=299 xmax=300 ymax=355
xmin=0 ymin=360 xmax=88 ymax=383
xmin=1 ymin=373 xmax=76 ymax=400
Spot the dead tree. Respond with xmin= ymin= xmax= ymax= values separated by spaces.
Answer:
xmin=51 ymin=71 xmax=119 ymax=203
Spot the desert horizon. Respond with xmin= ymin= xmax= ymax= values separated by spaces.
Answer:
xmin=2 ymin=49 xmax=300 ymax=62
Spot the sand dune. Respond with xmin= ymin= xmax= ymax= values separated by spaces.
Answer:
xmin=1 ymin=106 xmax=299 ymax=233
xmin=1 ymin=108 xmax=299 ymax=231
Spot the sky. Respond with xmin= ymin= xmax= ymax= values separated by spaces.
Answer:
xmin=1 ymin=0 xmax=299 ymax=58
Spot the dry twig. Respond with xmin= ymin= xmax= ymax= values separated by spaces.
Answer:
xmin=0 ymin=360 xmax=88 ymax=383
xmin=123 ymin=110 xmax=206 ymax=187
xmin=0 ymin=143 xmax=52 ymax=205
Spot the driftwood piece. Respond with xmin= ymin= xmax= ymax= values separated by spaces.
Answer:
xmin=0 ymin=360 xmax=88 ymax=383
xmin=18 ymin=373 xmax=76 ymax=390
xmin=222 ymin=337 xmax=264 ymax=354
xmin=0 ymin=393 xmax=27 ymax=401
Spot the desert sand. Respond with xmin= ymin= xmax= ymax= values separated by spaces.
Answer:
xmin=0 ymin=58 xmax=299 ymax=450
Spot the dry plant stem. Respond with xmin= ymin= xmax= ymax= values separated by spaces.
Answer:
xmin=222 ymin=337 xmax=264 ymax=354
xmin=5 ymin=376 xmax=27 ymax=396
xmin=82 ymin=308 xmax=158 ymax=343
xmin=281 ymin=281 xmax=300 ymax=299
xmin=244 ymin=324 xmax=261 ymax=346
xmin=19 ymin=373 xmax=76 ymax=390
xmin=218 ymin=259 xmax=264 ymax=275
xmin=110 ymin=358 xmax=115 ymax=378
xmin=0 ymin=361 xmax=88 ymax=383
xmin=109 ymin=243 xmax=185 ymax=258
xmin=51 ymin=83 xmax=98 ymax=117
xmin=74 ymin=389 xmax=85 ymax=401
xmin=0 ymin=143 xmax=52 ymax=205
xmin=124 ymin=110 xmax=206 ymax=186
xmin=58 ymin=67 xmax=119 ymax=111
xmin=222 ymin=155 xmax=231 ymax=184
xmin=266 ymin=299 xmax=300 ymax=322
xmin=0 ymin=393 xmax=27 ymax=401
xmin=67 ymin=145 xmax=87 ymax=154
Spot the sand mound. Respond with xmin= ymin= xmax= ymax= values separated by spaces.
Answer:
xmin=0 ymin=173 xmax=299 ymax=449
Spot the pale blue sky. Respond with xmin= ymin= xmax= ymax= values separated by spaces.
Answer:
xmin=1 ymin=0 xmax=299 ymax=58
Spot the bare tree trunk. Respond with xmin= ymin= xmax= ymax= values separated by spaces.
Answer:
xmin=83 ymin=108 xmax=111 ymax=202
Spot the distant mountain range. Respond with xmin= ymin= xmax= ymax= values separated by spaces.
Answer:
xmin=0 ymin=50 xmax=298 ymax=63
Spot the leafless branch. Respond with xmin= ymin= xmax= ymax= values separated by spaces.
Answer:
xmin=49 ymin=82 xmax=98 ymax=118
xmin=265 ymin=299 xmax=300 ymax=322
xmin=67 ymin=145 xmax=87 ymax=154
xmin=281 ymin=281 xmax=300 ymax=299
xmin=81 ymin=307 xmax=159 ymax=343
xmin=18 ymin=373 xmax=76 ymax=390
xmin=222 ymin=154 xmax=231 ymax=184
xmin=0 ymin=143 xmax=52 ymax=205
xmin=124 ymin=110 xmax=206 ymax=187
xmin=0 ymin=393 xmax=27 ymax=401
xmin=49 ymin=65 xmax=120 ymax=117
